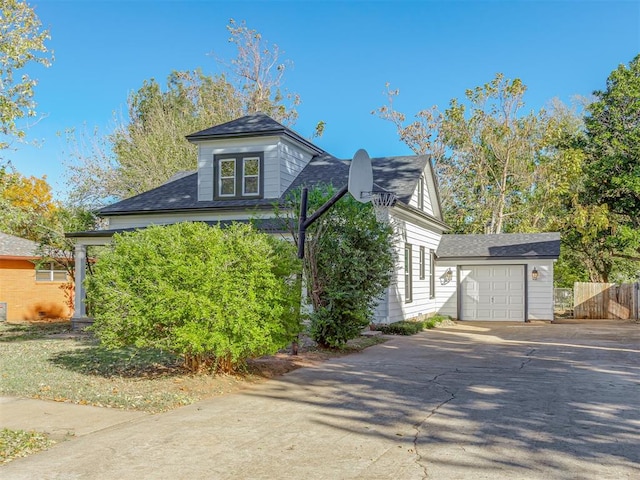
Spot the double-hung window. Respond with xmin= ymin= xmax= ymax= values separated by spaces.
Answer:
xmin=405 ymin=243 xmax=413 ymax=303
xmin=242 ymin=157 xmax=260 ymax=195
xmin=429 ymin=249 xmax=436 ymax=299
xmin=417 ymin=175 xmax=424 ymax=210
xmin=419 ymin=246 xmax=426 ymax=280
xmin=215 ymin=153 xmax=263 ymax=199
xmin=219 ymin=158 xmax=236 ymax=197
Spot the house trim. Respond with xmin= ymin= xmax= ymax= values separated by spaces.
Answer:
xmin=392 ymin=203 xmax=449 ymax=232
xmin=187 ymin=128 xmax=324 ymax=156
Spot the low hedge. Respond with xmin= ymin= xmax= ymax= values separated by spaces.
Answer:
xmin=376 ymin=315 xmax=450 ymax=335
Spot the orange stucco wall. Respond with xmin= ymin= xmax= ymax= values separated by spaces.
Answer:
xmin=0 ymin=259 xmax=72 ymax=321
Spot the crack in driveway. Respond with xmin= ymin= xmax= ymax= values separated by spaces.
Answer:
xmin=520 ymin=348 xmax=536 ymax=369
xmin=412 ymin=371 xmax=458 ymax=479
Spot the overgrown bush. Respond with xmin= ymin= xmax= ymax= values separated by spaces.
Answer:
xmin=86 ymin=222 xmax=301 ymax=373
xmin=283 ymin=186 xmax=395 ymax=348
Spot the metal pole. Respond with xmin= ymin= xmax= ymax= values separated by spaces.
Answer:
xmin=297 ymin=184 xmax=349 ymax=259
xmin=297 ymin=188 xmax=308 ymax=259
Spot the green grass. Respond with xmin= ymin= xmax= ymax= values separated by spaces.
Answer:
xmin=0 ymin=428 xmax=54 ymax=464
xmin=0 ymin=323 xmax=241 ymax=412
xmin=0 ymin=322 xmax=387 ymax=413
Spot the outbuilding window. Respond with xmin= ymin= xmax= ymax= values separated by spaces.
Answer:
xmin=215 ymin=153 xmax=264 ymax=199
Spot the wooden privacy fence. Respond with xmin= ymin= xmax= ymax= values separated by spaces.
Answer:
xmin=574 ymin=282 xmax=640 ymax=320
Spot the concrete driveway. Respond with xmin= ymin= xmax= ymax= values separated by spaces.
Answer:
xmin=2 ymin=321 xmax=639 ymax=479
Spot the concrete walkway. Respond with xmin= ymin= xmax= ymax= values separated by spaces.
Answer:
xmin=2 ymin=321 xmax=639 ymax=479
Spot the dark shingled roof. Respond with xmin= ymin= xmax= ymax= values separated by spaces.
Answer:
xmin=98 ymin=153 xmax=432 ymax=216
xmin=98 ymin=172 xmax=279 ymax=215
xmin=436 ymin=233 xmax=561 ymax=260
xmin=0 ymin=232 xmax=39 ymax=257
xmin=285 ymin=153 xmax=429 ymax=204
xmin=185 ymin=113 xmax=324 ymax=154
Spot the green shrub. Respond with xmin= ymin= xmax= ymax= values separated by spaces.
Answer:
xmin=86 ymin=222 xmax=302 ymax=373
xmin=284 ymin=187 xmax=395 ymax=348
xmin=377 ymin=315 xmax=450 ymax=335
xmin=377 ymin=321 xmax=425 ymax=335
xmin=424 ymin=314 xmax=449 ymax=329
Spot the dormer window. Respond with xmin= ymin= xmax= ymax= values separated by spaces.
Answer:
xmin=418 ymin=175 xmax=425 ymax=210
xmin=243 ymin=157 xmax=260 ymax=195
xmin=215 ymin=153 xmax=263 ymax=199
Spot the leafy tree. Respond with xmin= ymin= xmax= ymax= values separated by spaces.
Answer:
xmin=375 ymin=75 xmax=576 ymax=235
xmin=582 ymin=55 xmax=640 ymax=272
xmin=66 ymin=20 xmax=304 ymax=207
xmin=66 ymin=71 xmax=242 ymax=205
xmin=281 ymin=187 xmax=395 ymax=348
xmin=86 ymin=222 xmax=302 ymax=373
xmin=0 ymin=166 xmax=58 ymax=240
xmin=0 ymin=0 xmax=53 ymax=152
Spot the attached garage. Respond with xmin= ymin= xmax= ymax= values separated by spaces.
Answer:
xmin=435 ymin=233 xmax=561 ymax=322
xmin=460 ymin=265 xmax=525 ymax=321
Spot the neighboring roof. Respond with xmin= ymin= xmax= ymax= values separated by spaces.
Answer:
xmin=185 ymin=113 xmax=324 ymax=154
xmin=436 ymin=233 xmax=561 ymax=260
xmin=0 ymin=232 xmax=39 ymax=258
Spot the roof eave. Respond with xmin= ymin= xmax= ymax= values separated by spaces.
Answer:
xmin=186 ymin=130 xmax=324 ymax=155
xmin=436 ymin=255 xmax=560 ymax=261
xmin=0 ymin=255 xmax=41 ymax=261
xmin=98 ymin=203 xmax=284 ymax=217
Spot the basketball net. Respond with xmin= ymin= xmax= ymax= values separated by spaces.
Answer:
xmin=371 ymin=192 xmax=397 ymax=224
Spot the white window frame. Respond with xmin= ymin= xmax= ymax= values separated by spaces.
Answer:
xmin=405 ymin=243 xmax=413 ymax=303
xmin=419 ymin=245 xmax=426 ymax=280
xmin=218 ymin=158 xmax=236 ymax=197
xmin=242 ymin=157 xmax=260 ymax=196
xmin=418 ymin=175 xmax=424 ymax=210
xmin=429 ymin=249 xmax=436 ymax=299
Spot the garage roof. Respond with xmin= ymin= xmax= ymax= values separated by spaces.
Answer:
xmin=436 ymin=233 xmax=560 ymax=260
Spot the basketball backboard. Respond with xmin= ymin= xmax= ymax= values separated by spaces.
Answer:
xmin=348 ymin=149 xmax=373 ymax=203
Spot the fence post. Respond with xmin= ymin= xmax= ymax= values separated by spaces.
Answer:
xmin=636 ymin=282 xmax=640 ymax=321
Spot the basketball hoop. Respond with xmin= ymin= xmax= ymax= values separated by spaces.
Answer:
xmin=371 ymin=192 xmax=397 ymax=223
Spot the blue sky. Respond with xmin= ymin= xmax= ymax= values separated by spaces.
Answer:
xmin=7 ymin=0 xmax=640 ymax=200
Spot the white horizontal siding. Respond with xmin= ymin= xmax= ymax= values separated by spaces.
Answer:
xmin=407 ymin=175 xmax=434 ymax=217
xmin=434 ymin=261 xmax=458 ymax=318
xmin=528 ymin=261 xmax=554 ymax=320
xmin=384 ymin=213 xmax=442 ymax=324
xmin=279 ymin=139 xmax=313 ymax=194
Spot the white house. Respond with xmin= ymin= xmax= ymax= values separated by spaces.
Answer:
xmin=68 ymin=113 xmax=560 ymax=328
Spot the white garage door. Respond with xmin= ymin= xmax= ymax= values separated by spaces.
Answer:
xmin=460 ymin=265 xmax=525 ymax=321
